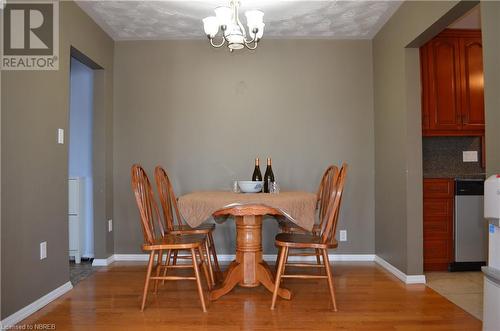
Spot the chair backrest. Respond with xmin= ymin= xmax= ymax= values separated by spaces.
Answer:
xmin=317 ymin=165 xmax=339 ymax=225
xmin=131 ymin=164 xmax=165 ymax=245
xmin=320 ymin=163 xmax=348 ymax=244
xmin=154 ymin=166 xmax=184 ymax=232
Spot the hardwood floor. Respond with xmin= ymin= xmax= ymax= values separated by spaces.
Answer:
xmin=19 ymin=262 xmax=481 ymax=330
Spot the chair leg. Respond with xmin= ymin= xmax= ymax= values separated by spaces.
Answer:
xmin=172 ymin=250 xmax=178 ymax=265
xmin=154 ymin=249 xmax=163 ymax=293
xmin=321 ymin=249 xmax=337 ymax=312
xmin=315 ymin=249 xmax=322 ymax=265
xmin=191 ymin=248 xmax=207 ymax=312
xmin=198 ymin=246 xmax=212 ymax=291
xmin=271 ymin=246 xmax=288 ymax=310
xmin=283 ymin=246 xmax=289 ymax=266
xmin=141 ymin=250 xmax=155 ymax=311
xmin=208 ymin=232 xmax=221 ymax=278
xmin=275 ymin=247 xmax=282 ymax=273
xmin=162 ymin=250 xmax=172 ymax=285
xmin=204 ymin=239 xmax=215 ymax=287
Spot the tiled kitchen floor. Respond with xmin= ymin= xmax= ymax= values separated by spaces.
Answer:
xmin=426 ymin=271 xmax=483 ymax=320
xmin=69 ymin=259 xmax=96 ymax=286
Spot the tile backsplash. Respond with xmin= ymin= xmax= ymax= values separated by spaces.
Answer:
xmin=423 ymin=136 xmax=485 ymax=178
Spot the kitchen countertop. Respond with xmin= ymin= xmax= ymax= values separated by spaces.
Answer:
xmin=423 ymin=173 xmax=486 ymax=180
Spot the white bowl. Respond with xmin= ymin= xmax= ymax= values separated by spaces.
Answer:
xmin=238 ymin=181 xmax=263 ymax=193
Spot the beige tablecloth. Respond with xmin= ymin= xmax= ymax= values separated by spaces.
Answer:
xmin=178 ymin=191 xmax=317 ymax=231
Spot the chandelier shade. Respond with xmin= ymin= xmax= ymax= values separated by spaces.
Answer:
xmin=245 ymin=10 xmax=264 ymax=30
xmin=214 ymin=6 xmax=232 ymax=27
xmin=202 ymin=17 xmax=219 ymax=37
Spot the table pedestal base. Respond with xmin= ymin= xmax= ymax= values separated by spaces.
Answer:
xmin=210 ymin=215 xmax=291 ymax=301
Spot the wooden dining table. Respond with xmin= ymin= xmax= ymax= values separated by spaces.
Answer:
xmin=177 ymin=191 xmax=317 ymax=301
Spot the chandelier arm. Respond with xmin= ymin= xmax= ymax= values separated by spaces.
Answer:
xmin=243 ymin=35 xmax=255 ymax=44
xmin=222 ymin=30 xmax=229 ymax=43
xmin=244 ymin=40 xmax=259 ymax=50
xmin=243 ymin=30 xmax=258 ymax=44
xmin=209 ymin=35 xmax=226 ymax=48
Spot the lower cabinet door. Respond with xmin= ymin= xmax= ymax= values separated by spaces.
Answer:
xmin=424 ymin=238 xmax=454 ymax=271
xmin=423 ymin=179 xmax=454 ymax=271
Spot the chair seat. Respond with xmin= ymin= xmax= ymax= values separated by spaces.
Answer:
xmin=278 ymin=219 xmax=320 ymax=235
xmin=168 ymin=223 xmax=215 ymax=235
xmin=142 ymin=234 xmax=206 ymax=250
xmin=275 ymin=233 xmax=338 ymax=249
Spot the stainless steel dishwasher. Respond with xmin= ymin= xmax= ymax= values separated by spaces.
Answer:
xmin=450 ymin=179 xmax=487 ymax=271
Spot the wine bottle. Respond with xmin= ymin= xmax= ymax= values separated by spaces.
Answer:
xmin=252 ymin=158 xmax=262 ymax=182
xmin=263 ymin=157 xmax=275 ymax=193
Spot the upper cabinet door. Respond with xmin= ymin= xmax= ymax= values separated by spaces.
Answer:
xmin=427 ymin=37 xmax=462 ymax=131
xmin=421 ymin=30 xmax=484 ymax=136
xmin=460 ymin=37 xmax=485 ymax=131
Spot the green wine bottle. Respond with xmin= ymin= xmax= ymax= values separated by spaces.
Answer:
xmin=263 ymin=157 xmax=275 ymax=193
xmin=252 ymin=158 xmax=262 ymax=182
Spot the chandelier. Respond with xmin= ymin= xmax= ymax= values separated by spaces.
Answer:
xmin=202 ymin=0 xmax=264 ymax=52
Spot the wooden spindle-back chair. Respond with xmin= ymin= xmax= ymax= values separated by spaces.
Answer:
xmin=154 ymin=166 xmax=221 ymax=281
xmin=131 ymin=164 xmax=212 ymax=312
xmin=279 ymin=165 xmax=338 ymax=233
xmin=271 ymin=163 xmax=348 ymax=311
xmin=278 ymin=165 xmax=338 ymax=263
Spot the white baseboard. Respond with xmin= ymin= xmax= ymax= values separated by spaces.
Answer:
xmin=92 ymin=254 xmax=116 ymax=266
xmin=374 ymin=256 xmax=426 ymax=284
xmin=111 ymin=253 xmax=376 ymax=263
xmin=94 ymin=254 xmax=424 ymax=284
xmin=0 ymin=281 xmax=73 ymax=328
xmin=114 ymin=254 xmax=149 ymax=261
xmin=265 ymin=254 xmax=376 ymax=262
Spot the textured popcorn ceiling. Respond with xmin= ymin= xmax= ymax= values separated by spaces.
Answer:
xmin=76 ymin=1 xmax=402 ymax=40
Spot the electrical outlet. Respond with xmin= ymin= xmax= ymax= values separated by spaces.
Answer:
xmin=463 ymin=151 xmax=478 ymax=162
xmin=108 ymin=219 xmax=113 ymax=232
xmin=57 ymin=128 xmax=64 ymax=144
xmin=339 ymin=230 xmax=347 ymax=242
xmin=40 ymin=241 xmax=47 ymax=260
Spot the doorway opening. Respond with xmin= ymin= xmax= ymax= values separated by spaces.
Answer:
xmin=68 ymin=49 xmax=102 ymax=285
xmin=420 ymin=4 xmax=485 ymax=320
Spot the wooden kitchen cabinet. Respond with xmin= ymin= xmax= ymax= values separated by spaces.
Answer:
xmin=423 ymin=178 xmax=455 ymax=271
xmin=421 ymin=29 xmax=484 ymax=136
xmin=460 ymin=36 xmax=485 ymax=131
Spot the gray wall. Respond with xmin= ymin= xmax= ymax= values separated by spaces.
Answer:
xmin=1 ymin=2 xmax=114 ymax=318
xmin=481 ymin=1 xmax=500 ymax=176
xmin=373 ymin=1 xmax=500 ymax=274
xmin=374 ymin=0 xmax=500 ymax=276
xmin=113 ymin=40 xmax=375 ymax=255
xmin=373 ymin=1 xmax=463 ymax=275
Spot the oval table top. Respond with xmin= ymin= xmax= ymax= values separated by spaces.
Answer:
xmin=178 ymin=191 xmax=317 ymax=231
